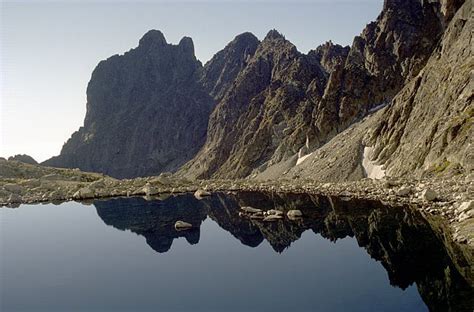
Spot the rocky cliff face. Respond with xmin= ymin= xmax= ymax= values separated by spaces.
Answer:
xmin=368 ymin=0 xmax=473 ymax=177
xmin=277 ymin=0 xmax=471 ymax=182
xmin=180 ymin=30 xmax=328 ymax=178
xmin=44 ymin=30 xmax=213 ymax=178
xmin=199 ymin=32 xmax=260 ymax=101
xmin=180 ymin=0 xmax=451 ymax=179
xmin=312 ymin=0 xmax=445 ymax=134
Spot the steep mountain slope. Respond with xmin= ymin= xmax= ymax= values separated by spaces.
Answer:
xmin=199 ymin=32 xmax=260 ymax=101
xmin=180 ymin=0 xmax=449 ymax=179
xmin=368 ymin=0 xmax=473 ymax=177
xmin=277 ymin=0 xmax=472 ymax=181
xmin=310 ymin=0 xmax=445 ymax=139
xmin=179 ymin=30 xmax=329 ymax=179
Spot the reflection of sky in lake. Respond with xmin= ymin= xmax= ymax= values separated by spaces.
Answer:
xmin=0 ymin=200 xmax=430 ymax=312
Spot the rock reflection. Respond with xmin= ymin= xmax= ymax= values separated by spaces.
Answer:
xmin=94 ymin=191 xmax=473 ymax=311
xmin=95 ymin=194 xmax=206 ymax=253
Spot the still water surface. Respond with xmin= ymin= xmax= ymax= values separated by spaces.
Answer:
xmin=1 ymin=192 xmax=472 ymax=311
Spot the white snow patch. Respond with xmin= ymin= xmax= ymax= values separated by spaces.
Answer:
xmin=362 ymin=146 xmax=386 ymax=179
xmin=368 ymin=102 xmax=389 ymax=113
xmin=296 ymin=152 xmax=313 ymax=166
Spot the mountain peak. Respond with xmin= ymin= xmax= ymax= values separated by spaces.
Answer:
xmin=232 ymin=32 xmax=259 ymax=45
xmin=178 ymin=36 xmax=195 ymax=55
xmin=264 ymin=29 xmax=285 ymax=41
xmin=139 ymin=29 xmax=167 ymax=48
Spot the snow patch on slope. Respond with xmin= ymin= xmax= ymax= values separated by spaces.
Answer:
xmin=368 ymin=102 xmax=389 ymax=113
xmin=362 ymin=146 xmax=385 ymax=179
xmin=296 ymin=152 xmax=313 ymax=166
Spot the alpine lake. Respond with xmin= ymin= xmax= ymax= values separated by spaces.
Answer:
xmin=1 ymin=191 xmax=473 ymax=311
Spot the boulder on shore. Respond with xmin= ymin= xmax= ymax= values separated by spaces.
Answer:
xmin=397 ymin=187 xmax=412 ymax=197
xmin=263 ymin=215 xmax=283 ymax=222
xmin=73 ymin=187 xmax=94 ymax=199
xmin=265 ymin=209 xmax=284 ymax=216
xmin=175 ymin=220 xmax=193 ymax=230
xmin=143 ymin=183 xmax=159 ymax=196
xmin=241 ymin=206 xmax=262 ymax=214
xmin=194 ymin=189 xmax=211 ymax=199
xmin=287 ymin=210 xmax=303 ymax=219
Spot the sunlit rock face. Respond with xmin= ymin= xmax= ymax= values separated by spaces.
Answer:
xmin=368 ymin=0 xmax=473 ymax=177
xmin=181 ymin=0 xmax=450 ymax=179
xmin=180 ymin=30 xmax=329 ymax=179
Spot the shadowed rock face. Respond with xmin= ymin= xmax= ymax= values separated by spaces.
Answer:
xmin=7 ymin=154 xmax=38 ymax=165
xmin=93 ymin=192 xmax=473 ymax=311
xmin=44 ymin=30 xmax=214 ymax=178
xmin=200 ymin=32 xmax=260 ymax=102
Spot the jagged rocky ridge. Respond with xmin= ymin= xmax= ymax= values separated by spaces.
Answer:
xmin=275 ymin=0 xmax=472 ymax=182
xmin=181 ymin=0 xmax=456 ymax=179
xmin=7 ymin=154 xmax=37 ymax=165
xmin=44 ymin=0 xmax=471 ymax=181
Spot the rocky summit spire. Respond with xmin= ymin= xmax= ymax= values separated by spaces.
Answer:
xmin=138 ymin=29 xmax=167 ymax=48
xmin=178 ymin=36 xmax=195 ymax=55
xmin=199 ymin=32 xmax=260 ymax=101
xmin=264 ymin=29 xmax=285 ymax=41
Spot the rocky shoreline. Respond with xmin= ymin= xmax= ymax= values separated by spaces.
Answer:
xmin=1 ymin=159 xmax=473 ymax=262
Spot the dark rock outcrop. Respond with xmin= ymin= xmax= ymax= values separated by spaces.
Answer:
xmin=310 ymin=41 xmax=350 ymax=74
xmin=44 ymin=30 xmax=214 ymax=178
xmin=44 ymin=31 xmax=261 ymax=179
xmin=7 ymin=154 xmax=38 ymax=165
xmin=200 ymin=32 xmax=260 ymax=101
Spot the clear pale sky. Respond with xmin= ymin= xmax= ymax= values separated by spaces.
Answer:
xmin=1 ymin=0 xmax=382 ymax=162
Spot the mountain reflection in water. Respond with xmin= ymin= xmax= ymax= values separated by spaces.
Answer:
xmin=94 ymin=192 xmax=473 ymax=311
